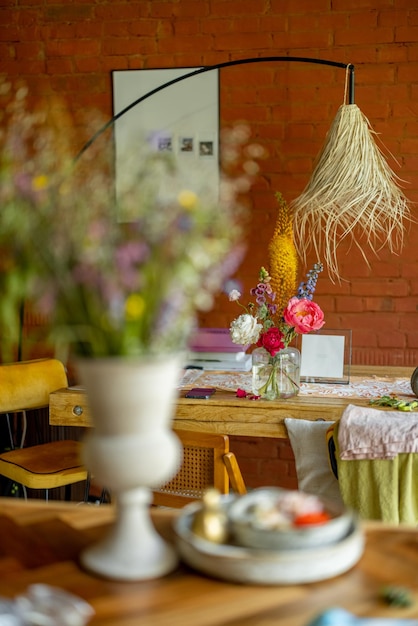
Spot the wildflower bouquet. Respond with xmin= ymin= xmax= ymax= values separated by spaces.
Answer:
xmin=0 ymin=81 xmax=263 ymax=362
xmin=228 ymin=263 xmax=325 ymax=399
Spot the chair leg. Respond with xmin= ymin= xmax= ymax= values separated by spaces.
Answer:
xmin=64 ymin=484 xmax=72 ymax=501
xmin=223 ymin=452 xmax=247 ymax=495
xmin=83 ymin=474 xmax=92 ymax=502
xmin=99 ymin=488 xmax=110 ymax=504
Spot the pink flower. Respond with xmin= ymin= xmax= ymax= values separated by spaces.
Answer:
xmin=283 ymin=297 xmax=325 ymax=334
xmin=236 ymin=388 xmax=247 ymax=397
xmin=257 ymin=327 xmax=285 ymax=356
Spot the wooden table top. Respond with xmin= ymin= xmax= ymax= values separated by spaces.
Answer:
xmin=49 ymin=365 xmax=415 ymax=438
xmin=0 ymin=498 xmax=417 ymax=625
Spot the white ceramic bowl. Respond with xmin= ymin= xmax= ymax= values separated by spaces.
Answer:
xmin=228 ymin=487 xmax=354 ymax=550
xmin=174 ymin=498 xmax=364 ymax=585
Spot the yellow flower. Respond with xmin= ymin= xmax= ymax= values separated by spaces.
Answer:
xmin=125 ymin=294 xmax=145 ymax=321
xmin=178 ymin=189 xmax=198 ymax=210
xmin=268 ymin=192 xmax=298 ymax=315
xmin=32 ymin=175 xmax=48 ymax=190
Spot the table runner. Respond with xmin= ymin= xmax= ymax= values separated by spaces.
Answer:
xmin=183 ymin=371 xmax=414 ymax=400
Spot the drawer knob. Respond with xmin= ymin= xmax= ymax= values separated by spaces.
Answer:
xmin=73 ymin=405 xmax=84 ymax=416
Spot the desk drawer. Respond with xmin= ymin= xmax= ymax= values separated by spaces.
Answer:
xmin=49 ymin=388 xmax=92 ymax=427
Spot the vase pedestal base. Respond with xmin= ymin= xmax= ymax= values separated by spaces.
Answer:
xmin=80 ymin=487 xmax=178 ymax=581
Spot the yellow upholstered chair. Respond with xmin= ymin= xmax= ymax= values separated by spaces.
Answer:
xmin=152 ymin=429 xmax=247 ymax=508
xmin=0 ymin=359 xmax=88 ymax=500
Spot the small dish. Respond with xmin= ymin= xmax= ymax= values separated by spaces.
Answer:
xmin=174 ymin=497 xmax=364 ymax=585
xmin=228 ymin=487 xmax=354 ymax=550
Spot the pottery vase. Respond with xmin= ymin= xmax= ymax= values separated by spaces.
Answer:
xmin=75 ymin=354 xmax=183 ymax=581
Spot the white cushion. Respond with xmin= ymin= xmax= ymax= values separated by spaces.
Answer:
xmin=284 ymin=418 xmax=343 ymax=505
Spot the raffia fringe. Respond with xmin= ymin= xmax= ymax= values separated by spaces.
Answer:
xmin=291 ymin=103 xmax=411 ymax=281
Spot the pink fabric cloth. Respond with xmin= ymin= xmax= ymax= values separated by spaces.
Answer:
xmin=338 ymin=403 xmax=418 ymax=460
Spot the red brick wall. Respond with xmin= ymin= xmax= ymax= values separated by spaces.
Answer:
xmin=229 ymin=435 xmax=299 ymax=491
xmin=1 ymin=1 xmax=417 ymax=490
xmin=2 ymin=1 xmax=417 ymax=364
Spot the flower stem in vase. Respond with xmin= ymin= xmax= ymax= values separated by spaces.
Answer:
xmin=253 ymin=347 xmax=300 ymax=400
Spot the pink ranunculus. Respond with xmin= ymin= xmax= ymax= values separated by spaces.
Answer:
xmin=283 ymin=297 xmax=325 ymax=334
xmin=257 ymin=327 xmax=285 ymax=356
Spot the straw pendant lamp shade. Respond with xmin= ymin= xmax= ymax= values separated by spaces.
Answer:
xmin=291 ymin=70 xmax=411 ymax=281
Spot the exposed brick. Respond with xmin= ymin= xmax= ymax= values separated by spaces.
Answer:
xmin=351 ymin=279 xmax=409 ymax=297
xmin=379 ymin=10 xmax=408 ymax=27
xmin=15 ymin=42 xmax=44 ymax=60
xmin=46 ymin=58 xmax=74 ymax=74
xmin=101 ymin=56 xmax=130 ymax=72
xmin=74 ymin=57 xmax=102 ymax=73
xmin=378 ymin=43 xmax=409 ymax=63
xmin=76 ymin=22 xmax=104 ymax=39
xmin=173 ymin=1 xmax=210 ymax=18
xmin=46 ymin=39 xmax=101 ymax=58
xmin=278 ymin=475 xmax=299 ymax=490
xmin=400 ymin=137 xmax=418 ymax=154
xmin=332 ymin=0 xmax=393 ymax=9
xmin=349 ymin=10 xmax=379 ymax=29
xmin=41 ymin=24 xmax=77 ymax=40
xmin=396 ymin=298 xmax=418 ymax=313
xmin=277 ymin=440 xmax=295 ymax=461
xmin=103 ymin=22 xmax=131 ymax=38
xmin=395 ymin=25 xmax=418 ymax=42
xmin=95 ymin=4 xmax=148 ymax=21
xmin=364 ymin=297 xmax=395 ymax=312
xmin=353 ymin=330 xmax=378 ymax=349
xmin=229 ymin=436 xmax=279 ymax=459
xmin=259 ymin=15 xmax=287 ymax=32
xmin=273 ymin=30 xmax=332 ymax=50
xmin=44 ymin=5 xmax=93 ymax=22
xmin=377 ymin=331 xmax=407 ymax=349
xmin=211 ymin=0 xmax=268 ymax=16
xmin=335 ymin=27 xmax=394 ymax=46
xmin=214 ymin=32 xmax=272 ymax=51
xmin=3 ymin=59 xmax=45 ymax=75
xmin=271 ymin=0 xmax=329 ymax=11
xmin=406 ymin=333 xmax=418 ymax=349
xmin=372 ymin=261 xmax=402 ymax=278
xmin=260 ymin=458 xmax=292 ymax=479
xmin=158 ymin=34 xmax=213 ymax=54
xmin=2 ymin=0 xmax=418 ymax=381
xmin=361 ymin=312 xmax=401 ymax=331
xmin=336 ymin=296 xmax=365 ymax=313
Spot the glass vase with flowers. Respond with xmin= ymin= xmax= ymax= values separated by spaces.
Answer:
xmin=229 ymin=264 xmax=325 ymax=400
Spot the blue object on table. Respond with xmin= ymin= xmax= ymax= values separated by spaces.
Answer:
xmin=307 ymin=608 xmax=418 ymax=626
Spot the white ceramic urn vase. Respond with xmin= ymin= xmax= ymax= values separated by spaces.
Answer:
xmin=75 ymin=354 xmax=183 ymax=581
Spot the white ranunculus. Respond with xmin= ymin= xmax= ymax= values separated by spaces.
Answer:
xmin=230 ymin=313 xmax=262 ymax=345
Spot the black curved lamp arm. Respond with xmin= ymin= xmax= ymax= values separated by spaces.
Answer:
xmin=74 ymin=56 xmax=355 ymax=162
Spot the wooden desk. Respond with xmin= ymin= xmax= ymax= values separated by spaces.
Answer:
xmin=0 ymin=498 xmax=416 ymax=625
xmin=50 ymin=365 xmax=414 ymax=439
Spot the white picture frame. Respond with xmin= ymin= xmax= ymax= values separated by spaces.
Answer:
xmin=299 ymin=329 xmax=352 ymax=384
xmin=112 ymin=67 xmax=220 ymax=209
